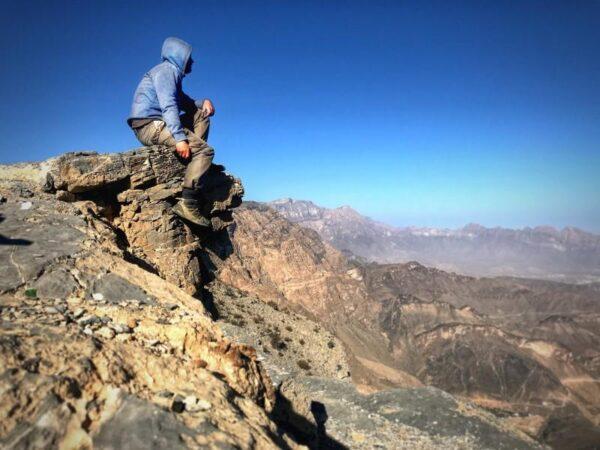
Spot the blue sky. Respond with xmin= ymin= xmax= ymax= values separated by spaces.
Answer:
xmin=1 ymin=1 xmax=599 ymax=231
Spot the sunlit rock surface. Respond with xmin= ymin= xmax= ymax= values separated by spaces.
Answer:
xmin=0 ymin=150 xmax=552 ymax=449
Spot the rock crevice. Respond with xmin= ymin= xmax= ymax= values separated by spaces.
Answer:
xmin=47 ymin=147 xmax=243 ymax=296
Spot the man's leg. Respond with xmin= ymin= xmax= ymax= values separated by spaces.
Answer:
xmin=152 ymin=119 xmax=214 ymax=190
xmin=181 ymin=108 xmax=210 ymax=142
xmin=182 ymin=135 xmax=214 ymax=190
xmin=151 ymin=119 xmax=215 ymax=227
xmin=133 ymin=120 xmax=163 ymax=146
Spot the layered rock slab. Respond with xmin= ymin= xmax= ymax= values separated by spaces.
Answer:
xmin=0 ymin=179 xmax=298 ymax=449
xmin=0 ymin=151 xmax=556 ymax=450
xmin=46 ymin=148 xmax=243 ymax=295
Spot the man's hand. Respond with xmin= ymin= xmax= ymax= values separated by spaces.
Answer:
xmin=201 ymin=99 xmax=215 ymax=118
xmin=176 ymin=140 xmax=191 ymax=159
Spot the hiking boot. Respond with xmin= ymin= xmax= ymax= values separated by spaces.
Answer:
xmin=172 ymin=199 xmax=212 ymax=228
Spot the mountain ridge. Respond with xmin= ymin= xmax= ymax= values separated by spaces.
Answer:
xmin=268 ymin=198 xmax=600 ymax=282
xmin=269 ymin=197 xmax=599 ymax=240
xmin=0 ymin=149 xmax=549 ymax=449
xmin=213 ymin=201 xmax=600 ymax=448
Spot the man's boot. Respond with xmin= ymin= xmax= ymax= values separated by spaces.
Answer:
xmin=173 ymin=197 xmax=212 ymax=228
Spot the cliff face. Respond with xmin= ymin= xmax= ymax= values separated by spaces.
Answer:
xmin=0 ymin=152 xmax=291 ymax=448
xmin=212 ymin=202 xmax=600 ymax=449
xmin=0 ymin=148 xmax=547 ymax=450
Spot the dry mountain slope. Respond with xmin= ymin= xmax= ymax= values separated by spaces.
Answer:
xmin=269 ymin=198 xmax=600 ymax=283
xmin=0 ymin=156 xmax=292 ymax=449
xmin=214 ymin=202 xmax=600 ymax=449
xmin=0 ymin=148 xmax=545 ymax=449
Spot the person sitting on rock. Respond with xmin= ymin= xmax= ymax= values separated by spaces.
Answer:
xmin=127 ymin=36 xmax=215 ymax=228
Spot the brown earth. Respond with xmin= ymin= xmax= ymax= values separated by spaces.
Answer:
xmin=0 ymin=148 xmax=549 ymax=449
xmin=209 ymin=202 xmax=600 ymax=449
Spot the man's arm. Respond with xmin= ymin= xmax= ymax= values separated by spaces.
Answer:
xmin=181 ymin=91 xmax=216 ymax=117
xmin=151 ymin=66 xmax=187 ymax=142
xmin=180 ymin=91 xmax=201 ymax=112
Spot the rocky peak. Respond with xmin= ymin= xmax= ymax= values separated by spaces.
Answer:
xmin=44 ymin=148 xmax=243 ymax=296
xmin=0 ymin=149 xmax=559 ymax=449
xmin=269 ymin=198 xmax=325 ymax=222
xmin=0 ymin=148 xmax=307 ymax=449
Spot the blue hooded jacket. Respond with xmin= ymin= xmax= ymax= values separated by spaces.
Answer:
xmin=128 ymin=37 xmax=202 ymax=142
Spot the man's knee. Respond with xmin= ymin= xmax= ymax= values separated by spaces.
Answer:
xmin=190 ymin=143 xmax=215 ymax=160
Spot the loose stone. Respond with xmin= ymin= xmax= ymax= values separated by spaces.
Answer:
xmin=112 ymin=324 xmax=133 ymax=334
xmin=96 ymin=327 xmax=116 ymax=340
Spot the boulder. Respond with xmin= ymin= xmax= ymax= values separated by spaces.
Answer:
xmin=49 ymin=147 xmax=244 ymax=295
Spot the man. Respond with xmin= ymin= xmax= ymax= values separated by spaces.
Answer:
xmin=127 ymin=37 xmax=215 ymax=227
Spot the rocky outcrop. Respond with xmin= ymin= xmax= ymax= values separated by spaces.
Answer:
xmin=0 ymin=176 xmax=298 ymax=448
xmin=0 ymin=150 xmax=560 ymax=449
xmin=46 ymin=148 xmax=243 ymax=295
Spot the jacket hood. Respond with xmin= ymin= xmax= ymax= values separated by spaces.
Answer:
xmin=161 ymin=37 xmax=192 ymax=74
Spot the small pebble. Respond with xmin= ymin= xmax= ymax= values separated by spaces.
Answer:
xmin=171 ymin=395 xmax=185 ymax=413
xmin=72 ymin=308 xmax=85 ymax=319
xmin=66 ymin=297 xmax=82 ymax=305
xmin=183 ymin=396 xmax=212 ymax=412
xmin=193 ymin=359 xmax=208 ymax=369
xmin=83 ymin=327 xmax=93 ymax=336
xmin=115 ymin=334 xmax=132 ymax=343
xmin=92 ymin=292 xmax=104 ymax=301
xmin=44 ymin=307 xmax=59 ymax=314
xmin=96 ymin=327 xmax=116 ymax=340
xmin=147 ymin=339 xmax=160 ymax=346
xmin=112 ymin=324 xmax=133 ymax=334
xmin=78 ymin=315 xmax=100 ymax=326
xmin=157 ymin=390 xmax=174 ymax=398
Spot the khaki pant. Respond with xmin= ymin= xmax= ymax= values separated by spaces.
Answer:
xmin=134 ymin=108 xmax=215 ymax=189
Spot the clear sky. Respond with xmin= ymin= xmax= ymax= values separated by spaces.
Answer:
xmin=1 ymin=1 xmax=599 ymax=231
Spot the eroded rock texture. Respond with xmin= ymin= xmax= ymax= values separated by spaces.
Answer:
xmin=0 ymin=150 xmax=550 ymax=450
xmin=210 ymin=202 xmax=600 ymax=449
xmin=48 ymin=148 xmax=243 ymax=295
xmin=0 ymin=181 xmax=298 ymax=449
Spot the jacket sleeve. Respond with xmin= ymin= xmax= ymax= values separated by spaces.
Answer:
xmin=151 ymin=66 xmax=187 ymax=142
xmin=180 ymin=91 xmax=204 ymax=112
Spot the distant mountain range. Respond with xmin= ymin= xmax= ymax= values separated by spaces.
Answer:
xmin=220 ymin=202 xmax=600 ymax=448
xmin=268 ymin=198 xmax=600 ymax=283
xmin=3 ymin=149 xmax=598 ymax=448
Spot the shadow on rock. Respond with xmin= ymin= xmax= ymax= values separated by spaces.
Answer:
xmin=271 ymin=392 xmax=349 ymax=450
xmin=0 ymin=215 xmax=32 ymax=246
xmin=200 ymin=165 xmax=244 ymax=228
xmin=50 ymin=148 xmax=244 ymax=299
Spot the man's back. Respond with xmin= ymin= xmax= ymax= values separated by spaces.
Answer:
xmin=126 ymin=37 xmax=217 ymax=228
xmin=127 ymin=37 xmax=192 ymax=142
